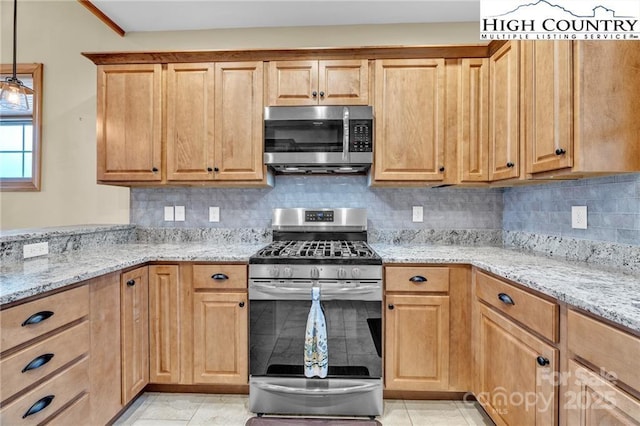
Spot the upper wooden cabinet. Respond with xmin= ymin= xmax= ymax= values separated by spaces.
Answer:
xmin=167 ymin=62 xmax=264 ymax=182
xmin=267 ymin=60 xmax=369 ymax=106
xmin=458 ymin=58 xmax=490 ymax=183
xmin=522 ymin=41 xmax=573 ymax=175
xmin=373 ymin=59 xmax=446 ymax=183
xmin=523 ymin=41 xmax=640 ymax=178
xmin=489 ymin=42 xmax=520 ymax=182
xmin=97 ymin=64 xmax=162 ymax=182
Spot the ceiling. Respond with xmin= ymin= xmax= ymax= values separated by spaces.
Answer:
xmin=90 ymin=0 xmax=480 ymax=33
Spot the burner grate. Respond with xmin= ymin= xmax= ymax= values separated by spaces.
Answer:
xmin=255 ymin=240 xmax=377 ymax=259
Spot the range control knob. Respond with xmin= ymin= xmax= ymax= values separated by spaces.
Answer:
xmin=310 ymin=267 xmax=320 ymax=279
xmin=351 ymin=267 xmax=361 ymax=279
xmin=337 ymin=267 xmax=347 ymax=279
xmin=283 ymin=267 xmax=293 ymax=278
xmin=269 ymin=266 xmax=280 ymax=278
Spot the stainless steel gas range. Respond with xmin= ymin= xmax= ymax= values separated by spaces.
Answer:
xmin=248 ymin=208 xmax=383 ymax=418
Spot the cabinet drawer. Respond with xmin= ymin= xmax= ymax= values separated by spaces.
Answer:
xmin=0 ymin=356 xmax=88 ymax=426
xmin=1 ymin=321 xmax=89 ymax=403
xmin=44 ymin=392 xmax=89 ymax=426
xmin=568 ymin=309 xmax=640 ymax=392
xmin=193 ymin=264 xmax=247 ymax=290
xmin=385 ymin=266 xmax=449 ymax=293
xmin=1 ymin=286 xmax=89 ymax=353
xmin=475 ymin=271 xmax=558 ymax=342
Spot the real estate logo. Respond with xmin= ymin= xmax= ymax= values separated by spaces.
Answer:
xmin=480 ymin=0 xmax=640 ymax=40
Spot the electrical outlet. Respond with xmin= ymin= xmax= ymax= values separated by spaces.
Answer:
xmin=24 ymin=242 xmax=49 ymax=259
xmin=209 ymin=207 xmax=220 ymax=222
xmin=572 ymin=206 xmax=587 ymax=229
xmin=164 ymin=206 xmax=174 ymax=221
xmin=412 ymin=206 xmax=424 ymax=223
xmin=174 ymin=206 xmax=186 ymax=222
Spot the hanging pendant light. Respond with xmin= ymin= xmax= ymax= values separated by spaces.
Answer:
xmin=0 ymin=0 xmax=33 ymax=111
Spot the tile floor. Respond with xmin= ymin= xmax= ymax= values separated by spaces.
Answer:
xmin=113 ymin=393 xmax=495 ymax=426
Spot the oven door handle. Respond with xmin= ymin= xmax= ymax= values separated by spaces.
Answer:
xmin=250 ymin=282 xmax=380 ymax=297
xmin=253 ymin=381 xmax=379 ymax=396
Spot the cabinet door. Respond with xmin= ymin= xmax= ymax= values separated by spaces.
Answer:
xmin=89 ymin=273 xmax=122 ymax=425
xmin=149 ymin=265 xmax=180 ymax=384
xmin=214 ymin=62 xmax=264 ymax=181
xmin=97 ymin=64 xmax=162 ymax=181
xmin=121 ymin=266 xmax=149 ymax=404
xmin=489 ymin=42 xmax=520 ymax=181
xmin=459 ymin=58 xmax=490 ymax=182
xmin=374 ymin=59 xmax=446 ymax=181
xmin=267 ymin=60 xmax=318 ymax=106
xmin=566 ymin=360 xmax=640 ymax=426
xmin=523 ymin=41 xmax=573 ymax=174
xmin=477 ymin=304 xmax=557 ymax=426
xmin=192 ymin=292 xmax=248 ymax=385
xmin=318 ymin=60 xmax=369 ymax=105
xmin=166 ymin=63 xmax=215 ymax=181
xmin=385 ymin=295 xmax=450 ymax=390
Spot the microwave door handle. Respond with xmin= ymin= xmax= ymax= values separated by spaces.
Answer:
xmin=343 ymin=107 xmax=349 ymax=161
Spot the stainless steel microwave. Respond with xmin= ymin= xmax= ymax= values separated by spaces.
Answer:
xmin=263 ymin=106 xmax=373 ymax=174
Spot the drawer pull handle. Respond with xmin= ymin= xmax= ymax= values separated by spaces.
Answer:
xmin=21 ymin=311 xmax=54 ymax=327
xmin=212 ymin=273 xmax=229 ymax=281
xmin=22 ymin=353 xmax=55 ymax=373
xmin=497 ymin=293 xmax=515 ymax=305
xmin=22 ymin=395 xmax=54 ymax=419
xmin=409 ymin=275 xmax=427 ymax=283
xmin=126 ymin=279 xmax=136 ymax=287
xmin=536 ymin=356 xmax=550 ymax=367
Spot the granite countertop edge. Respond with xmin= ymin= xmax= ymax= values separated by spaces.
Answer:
xmin=1 ymin=242 xmax=638 ymax=335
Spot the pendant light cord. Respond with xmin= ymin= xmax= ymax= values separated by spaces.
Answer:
xmin=12 ymin=0 xmax=18 ymax=79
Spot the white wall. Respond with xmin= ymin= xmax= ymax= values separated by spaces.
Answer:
xmin=0 ymin=0 xmax=480 ymax=230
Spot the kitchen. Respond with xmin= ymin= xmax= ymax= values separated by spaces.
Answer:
xmin=1 ymin=1 xmax=639 ymax=425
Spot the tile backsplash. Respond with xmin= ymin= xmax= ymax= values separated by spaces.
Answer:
xmin=131 ymin=175 xmax=504 ymax=231
xmin=503 ymin=174 xmax=640 ymax=246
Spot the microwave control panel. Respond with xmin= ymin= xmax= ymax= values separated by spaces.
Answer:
xmin=349 ymin=120 xmax=373 ymax=153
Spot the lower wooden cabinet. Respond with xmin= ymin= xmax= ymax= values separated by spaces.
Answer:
xmin=149 ymin=265 xmax=181 ymax=384
xmin=121 ymin=266 xmax=149 ymax=403
xmin=192 ymin=291 xmax=248 ymax=384
xmin=385 ymin=294 xmax=450 ymax=391
xmin=476 ymin=304 xmax=558 ymax=426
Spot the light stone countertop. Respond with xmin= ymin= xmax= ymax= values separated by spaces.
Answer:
xmin=1 ymin=242 xmax=639 ymax=335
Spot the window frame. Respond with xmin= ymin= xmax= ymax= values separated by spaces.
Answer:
xmin=0 ymin=63 xmax=43 ymax=191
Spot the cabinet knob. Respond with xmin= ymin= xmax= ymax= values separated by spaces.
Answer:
xmin=506 ymin=162 xmax=515 ymax=168
xmin=22 ymin=395 xmax=55 ymax=419
xmin=497 ymin=293 xmax=515 ymax=305
xmin=439 ymin=166 xmax=445 ymax=173
xmin=207 ymin=167 xmax=213 ymax=172
xmin=388 ymin=304 xmax=395 ymax=310
xmin=126 ymin=279 xmax=136 ymax=287
xmin=409 ymin=275 xmax=427 ymax=283
xmin=555 ymin=148 xmax=566 ymax=156
xmin=319 ymin=91 xmax=325 ymax=97
xmin=214 ymin=167 xmax=219 ymax=172
xmin=211 ymin=273 xmax=229 ymax=281
xmin=152 ymin=167 xmax=159 ymax=172
xmin=312 ymin=91 xmax=318 ymax=98
xmin=22 ymin=311 xmax=54 ymax=327
xmin=22 ymin=353 xmax=55 ymax=373
xmin=536 ymin=356 xmax=550 ymax=367
xmin=239 ymin=301 xmax=245 ymax=308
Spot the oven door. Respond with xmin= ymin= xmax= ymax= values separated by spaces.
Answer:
xmin=249 ymin=280 xmax=382 ymax=380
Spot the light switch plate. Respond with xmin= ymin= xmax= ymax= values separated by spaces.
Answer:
xmin=209 ymin=206 xmax=220 ymax=222
xmin=572 ymin=206 xmax=587 ymax=229
xmin=412 ymin=206 xmax=424 ymax=223
xmin=174 ymin=206 xmax=185 ymax=222
xmin=23 ymin=242 xmax=49 ymax=259
xmin=164 ymin=206 xmax=174 ymax=221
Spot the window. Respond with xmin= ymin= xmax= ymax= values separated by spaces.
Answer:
xmin=0 ymin=63 xmax=42 ymax=191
